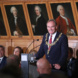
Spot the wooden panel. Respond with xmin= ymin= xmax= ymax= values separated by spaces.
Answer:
xmin=11 ymin=39 xmax=33 ymax=54
xmin=0 ymin=39 xmax=11 ymax=57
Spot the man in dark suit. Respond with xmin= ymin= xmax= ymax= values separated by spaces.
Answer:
xmin=9 ymin=6 xmax=28 ymax=36
xmin=67 ymin=47 xmax=78 ymax=78
xmin=0 ymin=45 xmax=7 ymax=69
xmin=32 ymin=5 xmax=47 ymax=35
xmin=35 ymin=19 xmax=68 ymax=71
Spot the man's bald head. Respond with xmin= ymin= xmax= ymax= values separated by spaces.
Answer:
xmin=36 ymin=58 xmax=52 ymax=74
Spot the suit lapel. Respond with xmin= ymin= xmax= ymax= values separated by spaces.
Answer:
xmin=53 ymin=32 xmax=60 ymax=42
xmin=45 ymin=33 xmax=49 ymax=49
xmin=47 ymin=33 xmax=50 ymax=42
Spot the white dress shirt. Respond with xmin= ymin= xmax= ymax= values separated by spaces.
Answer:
xmin=0 ymin=57 xmax=3 ymax=63
xmin=14 ymin=16 xmax=17 ymax=25
xmin=48 ymin=32 xmax=57 ymax=47
xmin=36 ymin=14 xmax=41 ymax=22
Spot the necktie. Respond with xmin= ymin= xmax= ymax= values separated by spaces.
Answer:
xmin=48 ymin=34 xmax=52 ymax=50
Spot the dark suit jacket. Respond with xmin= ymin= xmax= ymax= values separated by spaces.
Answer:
xmin=36 ymin=32 xmax=68 ymax=70
xmin=0 ymin=56 xmax=7 ymax=69
xmin=37 ymin=74 xmax=54 ymax=78
xmin=9 ymin=16 xmax=28 ymax=35
xmin=35 ymin=15 xmax=47 ymax=35
xmin=67 ymin=58 xmax=78 ymax=78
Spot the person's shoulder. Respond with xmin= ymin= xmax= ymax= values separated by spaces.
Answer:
xmin=39 ymin=15 xmax=45 ymax=21
xmin=42 ymin=33 xmax=49 ymax=40
xmin=37 ymin=74 xmax=53 ymax=78
xmin=56 ymin=16 xmax=61 ymax=20
xmin=57 ymin=32 xmax=68 ymax=40
xmin=61 ymin=32 xmax=68 ymax=38
xmin=43 ymin=33 xmax=49 ymax=38
xmin=72 ymin=58 xmax=78 ymax=62
xmin=3 ymin=56 xmax=7 ymax=60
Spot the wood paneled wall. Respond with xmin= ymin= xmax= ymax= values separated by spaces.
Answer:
xmin=0 ymin=38 xmax=78 ymax=58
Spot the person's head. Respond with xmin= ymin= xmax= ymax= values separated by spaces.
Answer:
xmin=34 ymin=5 xmax=41 ymax=16
xmin=10 ymin=6 xmax=17 ymax=17
xmin=47 ymin=19 xmax=57 ymax=35
xmin=0 ymin=45 xmax=5 ymax=57
xmin=7 ymin=55 xmax=20 ymax=67
xmin=0 ymin=65 xmax=22 ymax=78
xmin=36 ymin=58 xmax=52 ymax=74
xmin=57 ymin=5 xmax=65 ymax=16
xmin=13 ymin=46 xmax=23 ymax=59
xmin=68 ymin=47 xmax=73 ymax=60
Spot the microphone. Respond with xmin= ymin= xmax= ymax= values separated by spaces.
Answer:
xmin=25 ymin=39 xmax=39 ymax=53
xmin=29 ymin=44 xmax=41 ymax=63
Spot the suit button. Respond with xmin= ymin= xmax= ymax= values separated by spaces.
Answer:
xmin=48 ymin=56 xmax=49 ymax=57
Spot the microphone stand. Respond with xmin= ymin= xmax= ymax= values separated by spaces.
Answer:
xmin=25 ymin=40 xmax=34 ymax=53
xmin=25 ymin=39 xmax=39 ymax=53
xmin=29 ymin=44 xmax=41 ymax=54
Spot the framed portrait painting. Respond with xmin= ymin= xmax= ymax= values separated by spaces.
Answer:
xmin=0 ymin=5 xmax=7 ymax=36
xmin=26 ymin=2 xmax=49 ymax=36
xmin=4 ymin=4 xmax=29 ymax=37
xmin=49 ymin=2 xmax=77 ymax=36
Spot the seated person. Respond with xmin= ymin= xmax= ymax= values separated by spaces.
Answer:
xmin=0 ymin=64 xmax=22 ymax=78
xmin=36 ymin=58 xmax=67 ymax=78
xmin=0 ymin=45 xmax=7 ymax=69
xmin=13 ymin=46 xmax=23 ymax=68
xmin=67 ymin=47 xmax=78 ymax=78
xmin=7 ymin=54 xmax=20 ymax=67
xmin=36 ymin=58 xmax=52 ymax=78
xmin=13 ymin=46 xmax=23 ymax=60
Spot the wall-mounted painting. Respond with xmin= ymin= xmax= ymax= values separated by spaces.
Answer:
xmin=50 ymin=3 xmax=77 ymax=36
xmin=5 ymin=5 xmax=29 ymax=36
xmin=0 ymin=7 xmax=7 ymax=36
xmin=27 ymin=4 xmax=49 ymax=35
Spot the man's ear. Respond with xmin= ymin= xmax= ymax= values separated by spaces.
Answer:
xmin=49 ymin=64 xmax=52 ymax=69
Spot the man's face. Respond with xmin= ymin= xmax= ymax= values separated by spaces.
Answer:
xmin=0 ymin=47 xmax=5 ymax=57
xmin=12 ymin=8 xmax=17 ymax=17
xmin=58 ymin=6 xmax=65 ymax=16
xmin=47 ymin=21 xmax=57 ymax=34
xmin=35 ymin=7 xmax=40 ymax=16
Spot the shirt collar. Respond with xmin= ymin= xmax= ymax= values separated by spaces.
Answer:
xmin=60 ymin=15 xmax=66 ymax=19
xmin=0 ymin=57 xmax=4 ymax=61
xmin=69 ymin=58 xmax=72 ymax=62
xmin=50 ymin=31 xmax=57 ymax=37
xmin=36 ymin=14 xmax=41 ymax=22
xmin=14 ymin=16 xmax=17 ymax=19
xmin=37 ymin=14 xmax=41 ymax=18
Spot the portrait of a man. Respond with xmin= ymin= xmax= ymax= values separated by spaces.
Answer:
xmin=0 ymin=8 xmax=7 ymax=36
xmin=5 ymin=5 xmax=28 ymax=36
xmin=50 ymin=3 xmax=77 ymax=36
xmin=27 ymin=4 xmax=49 ymax=35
